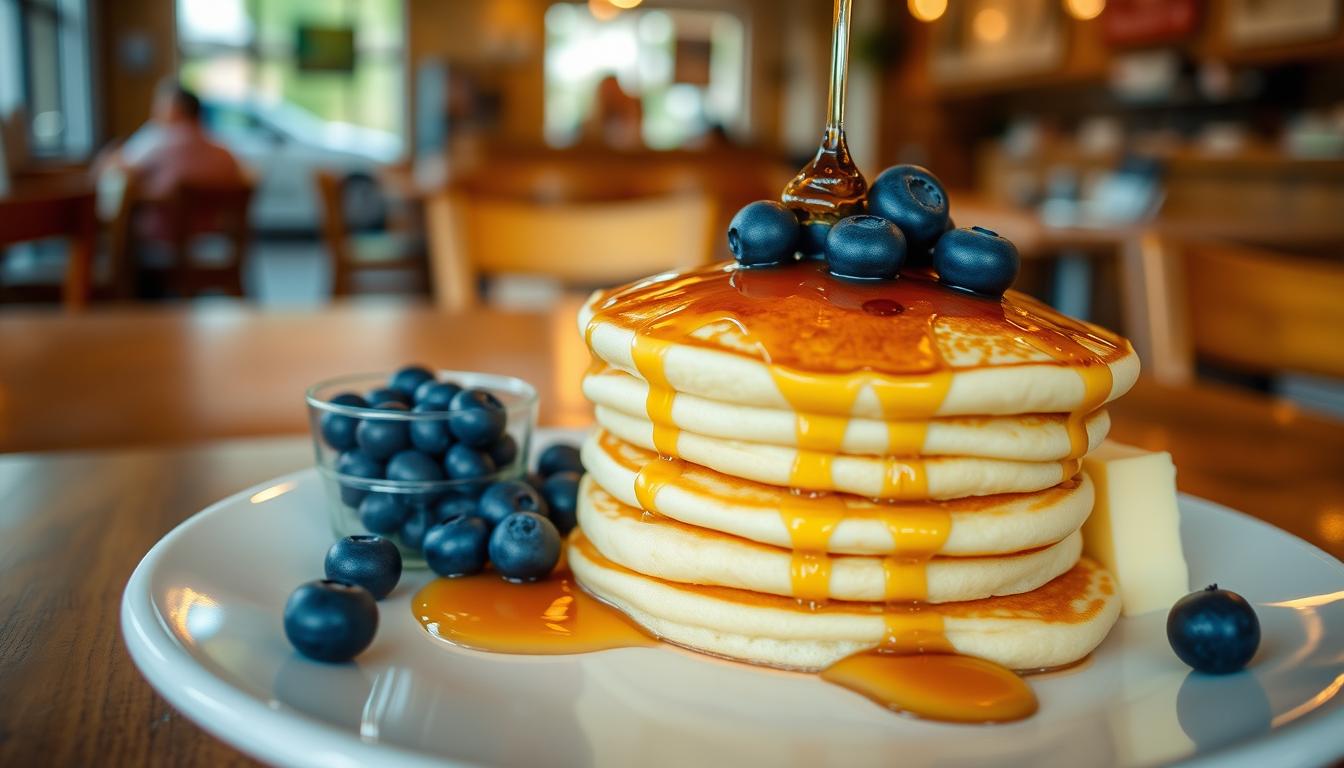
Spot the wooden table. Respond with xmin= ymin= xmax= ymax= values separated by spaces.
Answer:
xmin=1 ymin=302 xmax=1342 ymax=766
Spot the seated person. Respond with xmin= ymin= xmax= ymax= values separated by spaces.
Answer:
xmin=111 ymin=79 xmax=247 ymax=198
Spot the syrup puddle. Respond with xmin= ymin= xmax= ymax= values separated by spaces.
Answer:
xmin=413 ymin=571 xmax=1040 ymax=724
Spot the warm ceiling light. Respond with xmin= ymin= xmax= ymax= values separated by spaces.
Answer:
xmin=1064 ymin=0 xmax=1105 ymax=20
xmin=908 ymin=0 xmax=947 ymax=22
xmin=588 ymin=0 xmax=619 ymax=21
xmin=610 ymin=0 xmax=643 ymax=7
xmin=973 ymin=7 xmax=1009 ymax=42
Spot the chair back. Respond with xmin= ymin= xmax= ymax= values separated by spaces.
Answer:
xmin=426 ymin=191 xmax=716 ymax=311
xmin=0 ymin=185 xmax=97 ymax=308
xmin=116 ymin=179 xmax=253 ymax=298
xmin=1183 ymin=241 xmax=1344 ymax=379
xmin=314 ymin=170 xmax=353 ymax=294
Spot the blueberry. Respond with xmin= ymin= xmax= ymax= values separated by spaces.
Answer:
xmin=366 ymin=386 xmax=412 ymax=407
xmin=390 ymin=365 xmax=434 ymax=397
xmin=489 ymin=512 xmax=562 ymax=582
xmin=447 ymin=389 xmax=507 ymax=448
xmin=398 ymin=506 xmax=433 ymax=552
xmin=325 ymin=535 xmax=403 ymax=600
xmin=358 ymin=492 xmax=409 ymax=534
xmin=538 ymin=443 xmax=583 ymax=478
xmin=320 ymin=413 xmax=359 ymax=452
xmin=434 ymin=494 xmax=479 ymax=525
xmin=797 ymin=220 xmax=832 ymax=260
xmin=386 ymin=450 xmax=446 ymax=482
xmin=330 ymin=392 xmax=367 ymax=408
xmin=1168 ymin=584 xmax=1261 ymax=674
xmin=283 ymin=580 xmax=378 ymax=663
xmin=488 ymin=434 xmax=519 ymax=469
xmin=336 ymin=450 xmax=384 ymax=507
xmin=933 ymin=226 xmax=1020 ymax=297
xmin=867 ymin=164 xmax=949 ymax=254
xmin=408 ymin=404 xmax=454 ymax=454
xmin=355 ymin=402 xmax=410 ymax=460
xmin=319 ymin=392 xmax=367 ymax=451
xmin=824 ymin=215 xmax=906 ymax=280
xmin=414 ymin=381 xmax=462 ymax=410
xmin=478 ymin=480 xmax=549 ymax=528
xmin=443 ymin=443 xmax=497 ymax=495
xmin=727 ymin=201 xmax=799 ymax=267
xmin=523 ymin=472 xmax=547 ymax=494
xmin=541 ymin=471 xmax=581 ymax=535
xmin=423 ymin=515 xmax=490 ymax=577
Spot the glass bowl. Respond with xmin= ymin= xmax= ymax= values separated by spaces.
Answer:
xmin=306 ymin=370 xmax=539 ymax=567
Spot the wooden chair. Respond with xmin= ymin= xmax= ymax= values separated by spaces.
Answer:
xmin=111 ymin=179 xmax=255 ymax=298
xmin=315 ymin=170 xmax=427 ymax=297
xmin=425 ymin=191 xmax=716 ymax=312
xmin=1129 ymin=237 xmax=1344 ymax=385
xmin=0 ymin=185 xmax=97 ymax=309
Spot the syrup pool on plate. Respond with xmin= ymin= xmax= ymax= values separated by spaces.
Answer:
xmin=412 ymin=547 xmax=1045 ymax=725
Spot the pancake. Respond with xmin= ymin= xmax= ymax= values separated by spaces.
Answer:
xmin=578 ymin=476 xmax=1083 ymax=604
xmin=580 ymin=261 xmax=1139 ymax=420
xmin=597 ymin=405 xmax=1077 ymax=500
xmin=583 ymin=431 xmax=1094 ymax=556
xmin=569 ymin=531 xmax=1121 ymax=672
xmin=584 ymin=368 xmax=1110 ymax=461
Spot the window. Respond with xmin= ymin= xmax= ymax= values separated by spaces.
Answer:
xmin=176 ymin=0 xmax=405 ymax=153
xmin=0 ymin=0 xmax=93 ymax=159
xmin=543 ymin=3 xmax=746 ymax=150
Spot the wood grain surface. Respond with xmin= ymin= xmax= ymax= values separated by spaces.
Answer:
xmin=1 ymin=301 xmax=1342 ymax=766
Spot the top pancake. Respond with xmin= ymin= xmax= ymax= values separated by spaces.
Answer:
xmin=581 ymin=261 xmax=1139 ymax=418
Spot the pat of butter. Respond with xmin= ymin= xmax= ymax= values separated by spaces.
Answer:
xmin=1081 ymin=441 xmax=1190 ymax=616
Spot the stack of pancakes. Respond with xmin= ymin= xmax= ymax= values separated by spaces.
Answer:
xmin=569 ymin=261 xmax=1139 ymax=672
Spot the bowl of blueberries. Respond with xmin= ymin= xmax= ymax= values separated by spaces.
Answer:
xmin=306 ymin=365 xmax=540 ymax=566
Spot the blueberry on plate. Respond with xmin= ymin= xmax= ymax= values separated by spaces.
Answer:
xmin=423 ymin=515 xmax=491 ymax=577
xmin=443 ymin=443 xmax=497 ymax=495
xmin=414 ymin=381 xmax=462 ymax=410
xmin=447 ymin=389 xmax=507 ymax=448
xmin=386 ymin=449 xmax=445 ymax=482
xmin=797 ymin=220 xmax=832 ymax=260
xmin=336 ymin=450 xmax=384 ymax=507
xmin=488 ymin=434 xmax=519 ymax=469
xmin=398 ymin=506 xmax=433 ymax=552
xmin=727 ymin=200 xmax=800 ymax=268
xmin=366 ymin=386 xmax=412 ymax=408
xmin=358 ymin=492 xmax=409 ymax=535
xmin=933 ymin=226 xmax=1020 ymax=297
xmin=541 ymin=471 xmax=581 ymax=535
xmin=478 ymin=480 xmax=548 ymax=528
xmin=867 ymin=164 xmax=949 ymax=255
xmin=489 ymin=512 xmax=563 ymax=582
xmin=325 ymin=535 xmax=403 ymax=600
xmin=825 ymin=215 xmax=906 ymax=280
xmin=283 ymin=579 xmax=379 ymax=663
xmin=434 ymin=494 xmax=478 ymax=525
xmin=390 ymin=365 xmax=435 ymax=398
xmin=408 ymin=404 xmax=454 ymax=454
xmin=1168 ymin=584 xmax=1261 ymax=674
xmin=355 ymin=403 xmax=411 ymax=460
xmin=538 ymin=443 xmax=583 ymax=478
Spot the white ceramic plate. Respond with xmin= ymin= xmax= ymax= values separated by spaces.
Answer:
xmin=123 ymin=455 xmax=1344 ymax=767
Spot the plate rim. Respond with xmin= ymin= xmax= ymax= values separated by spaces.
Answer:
xmin=121 ymin=467 xmax=1344 ymax=768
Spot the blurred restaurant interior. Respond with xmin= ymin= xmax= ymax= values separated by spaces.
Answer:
xmin=3 ymin=0 xmax=1344 ymax=439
